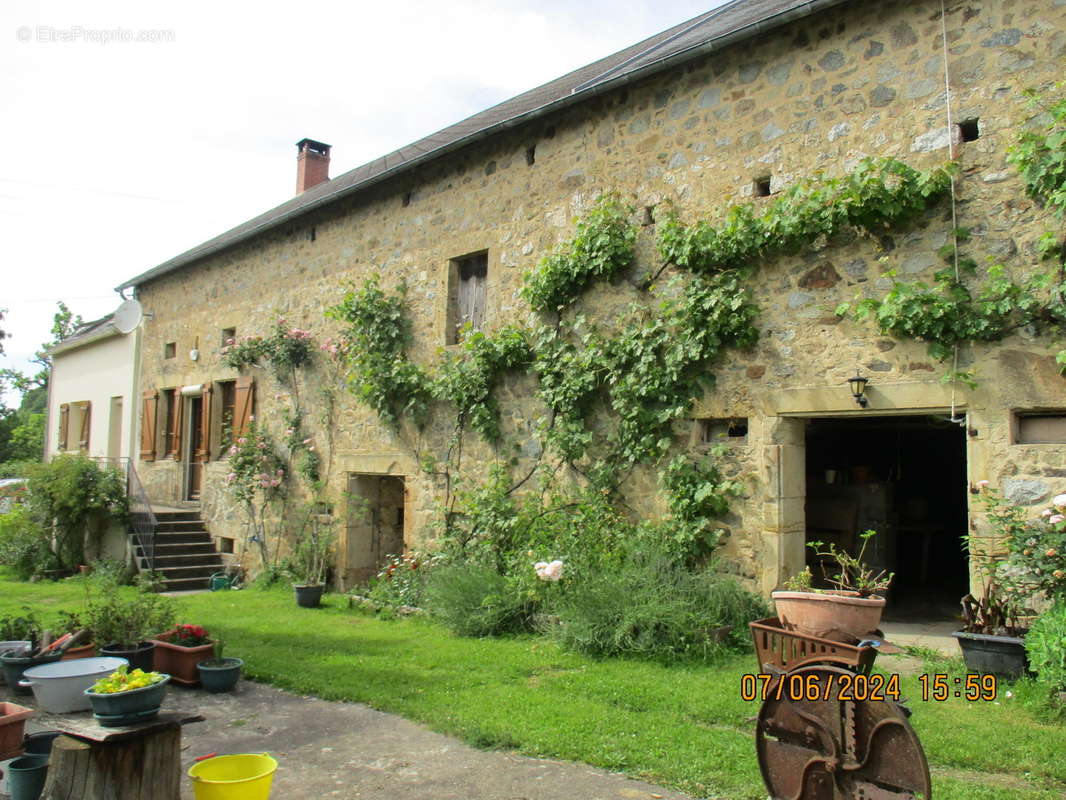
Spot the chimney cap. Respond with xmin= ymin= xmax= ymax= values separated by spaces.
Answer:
xmin=296 ymin=138 xmax=331 ymax=156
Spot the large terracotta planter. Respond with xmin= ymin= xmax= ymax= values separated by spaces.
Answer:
xmin=151 ymin=630 xmax=214 ymax=686
xmin=61 ymin=643 xmax=96 ymax=661
xmin=771 ymin=590 xmax=886 ymax=642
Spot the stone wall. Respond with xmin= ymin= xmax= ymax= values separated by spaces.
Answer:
xmin=133 ymin=0 xmax=1066 ymax=592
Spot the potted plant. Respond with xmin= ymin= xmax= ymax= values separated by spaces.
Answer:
xmin=0 ymin=701 xmax=34 ymax=761
xmin=151 ymin=624 xmax=214 ymax=686
xmin=952 ymin=483 xmax=1066 ymax=677
xmin=196 ymin=640 xmax=243 ymax=693
xmin=772 ymin=530 xmax=894 ymax=642
xmin=0 ymin=612 xmax=63 ymax=694
xmin=289 ymin=509 xmax=336 ymax=608
xmin=83 ymin=664 xmax=170 ymax=727
xmin=55 ymin=610 xmax=96 ymax=660
xmin=83 ymin=578 xmax=176 ymax=671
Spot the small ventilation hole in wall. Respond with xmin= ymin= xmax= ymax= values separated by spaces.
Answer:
xmin=958 ymin=118 xmax=980 ymax=142
xmin=642 ymin=206 xmax=656 ymax=226
xmin=402 ymin=191 xmax=412 ymax=207
xmin=526 ymin=145 xmax=536 ymax=166
xmin=754 ymin=176 xmax=772 ymax=197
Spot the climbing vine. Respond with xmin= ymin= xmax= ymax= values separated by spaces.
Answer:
xmin=656 ymin=157 xmax=953 ymax=274
xmin=521 ymin=194 xmax=636 ymax=312
xmin=839 ymin=87 xmax=1066 ymax=374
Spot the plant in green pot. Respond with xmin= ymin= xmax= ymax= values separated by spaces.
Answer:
xmin=196 ymin=639 xmax=243 ymax=693
xmin=0 ymin=612 xmax=61 ymax=693
xmin=288 ymin=507 xmax=336 ymax=608
xmin=772 ymin=530 xmax=894 ymax=642
xmin=84 ymin=578 xmax=176 ymax=672
xmin=84 ymin=664 xmax=170 ymax=727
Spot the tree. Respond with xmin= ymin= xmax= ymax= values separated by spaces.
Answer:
xmin=0 ymin=302 xmax=83 ymax=468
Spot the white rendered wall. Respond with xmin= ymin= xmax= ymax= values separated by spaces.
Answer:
xmin=46 ymin=331 xmax=138 ymax=462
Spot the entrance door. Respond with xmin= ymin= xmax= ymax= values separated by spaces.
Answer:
xmin=346 ymin=474 xmax=406 ymax=584
xmin=184 ymin=396 xmax=204 ymax=501
xmin=804 ymin=415 xmax=968 ymax=619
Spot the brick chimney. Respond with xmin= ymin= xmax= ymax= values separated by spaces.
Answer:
xmin=295 ymin=138 xmax=331 ymax=194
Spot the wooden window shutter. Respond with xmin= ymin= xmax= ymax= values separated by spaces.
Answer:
xmin=197 ymin=383 xmax=213 ymax=462
xmin=140 ymin=390 xmax=158 ymax=461
xmin=58 ymin=404 xmax=70 ymax=450
xmin=233 ymin=376 xmax=255 ymax=437
xmin=79 ymin=402 xmax=92 ymax=451
xmin=171 ymin=392 xmax=184 ymax=461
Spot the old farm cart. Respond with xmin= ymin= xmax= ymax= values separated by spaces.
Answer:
xmin=748 ymin=618 xmax=931 ymax=799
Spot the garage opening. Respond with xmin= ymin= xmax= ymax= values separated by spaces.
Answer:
xmin=345 ymin=474 xmax=407 ymax=586
xmin=804 ymin=415 xmax=968 ymax=620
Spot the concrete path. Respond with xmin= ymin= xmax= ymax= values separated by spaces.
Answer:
xmin=173 ymin=681 xmax=697 ymax=800
xmin=15 ymin=681 xmax=697 ymax=800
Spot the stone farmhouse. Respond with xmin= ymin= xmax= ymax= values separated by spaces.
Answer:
xmin=118 ymin=0 xmax=1066 ymax=609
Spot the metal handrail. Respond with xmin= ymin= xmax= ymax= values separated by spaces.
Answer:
xmin=124 ymin=459 xmax=158 ymax=572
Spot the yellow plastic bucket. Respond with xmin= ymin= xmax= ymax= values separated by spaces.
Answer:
xmin=188 ymin=753 xmax=278 ymax=800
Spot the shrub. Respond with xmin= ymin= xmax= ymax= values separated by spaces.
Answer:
xmin=22 ymin=454 xmax=127 ymax=572
xmin=425 ymin=563 xmax=531 ymax=637
xmin=0 ymin=610 xmax=41 ymax=643
xmin=1026 ymin=601 xmax=1066 ymax=693
xmin=83 ymin=577 xmax=177 ymax=649
xmin=0 ymin=504 xmax=56 ymax=579
xmin=366 ymin=552 xmax=441 ymax=610
xmin=550 ymin=550 xmax=767 ymax=662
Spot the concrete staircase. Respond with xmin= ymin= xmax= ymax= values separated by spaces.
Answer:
xmin=131 ymin=509 xmax=224 ymax=592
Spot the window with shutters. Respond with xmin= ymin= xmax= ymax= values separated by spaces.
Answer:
xmin=232 ymin=376 xmax=255 ymax=438
xmin=58 ymin=403 xmax=70 ymax=451
xmin=162 ymin=389 xmax=179 ymax=458
xmin=214 ymin=379 xmax=237 ymax=456
xmin=446 ymin=251 xmax=488 ymax=345
xmin=140 ymin=390 xmax=158 ymax=461
xmin=63 ymin=401 xmax=91 ymax=452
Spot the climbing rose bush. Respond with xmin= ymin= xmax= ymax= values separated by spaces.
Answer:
xmin=534 ymin=559 xmax=564 ymax=582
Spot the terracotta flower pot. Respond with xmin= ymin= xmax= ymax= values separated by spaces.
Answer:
xmin=61 ymin=643 xmax=97 ymax=661
xmin=0 ymin=701 xmax=34 ymax=761
xmin=771 ymin=590 xmax=886 ymax=642
xmin=151 ymin=630 xmax=214 ymax=686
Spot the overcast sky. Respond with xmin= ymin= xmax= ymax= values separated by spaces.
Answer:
xmin=0 ymin=0 xmax=731 ymax=406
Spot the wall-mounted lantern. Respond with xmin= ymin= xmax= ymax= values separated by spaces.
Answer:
xmin=847 ymin=371 xmax=870 ymax=408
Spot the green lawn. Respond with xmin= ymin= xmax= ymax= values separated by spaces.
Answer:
xmin=2 ymin=572 xmax=1064 ymax=799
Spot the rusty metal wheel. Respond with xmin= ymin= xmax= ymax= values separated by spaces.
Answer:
xmin=755 ymin=665 xmax=931 ymax=800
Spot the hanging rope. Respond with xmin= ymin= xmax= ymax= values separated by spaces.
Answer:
xmin=940 ymin=0 xmax=966 ymax=424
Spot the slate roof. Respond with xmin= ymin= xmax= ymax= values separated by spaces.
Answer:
xmin=49 ymin=314 xmax=120 ymax=355
xmin=118 ymin=0 xmax=847 ymax=291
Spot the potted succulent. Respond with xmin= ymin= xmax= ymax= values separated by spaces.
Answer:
xmin=84 ymin=664 xmax=170 ymax=727
xmin=83 ymin=578 xmax=176 ymax=671
xmin=772 ymin=530 xmax=894 ymax=642
xmin=196 ymin=639 xmax=244 ymax=693
xmin=289 ymin=511 xmax=336 ymax=608
xmin=151 ymin=624 xmax=214 ymax=686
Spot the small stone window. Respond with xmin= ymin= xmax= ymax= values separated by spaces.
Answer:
xmin=957 ymin=118 xmax=980 ymax=143
xmin=698 ymin=417 xmax=749 ymax=444
xmin=164 ymin=342 xmax=176 ymax=359
xmin=526 ymin=145 xmax=537 ymax=166
xmin=446 ymin=251 xmax=488 ymax=345
xmin=754 ymin=176 xmax=772 ymax=197
xmin=220 ymin=327 xmax=236 ymax=348
xmin=402 ymin=191 xmax=413 ymax=207
xmin=642 ymin=206 xmax=656 ymax=226
xmin=1014 ymin=412 xmax=1066 ymax=444
xmin=218 ymin=537 xmax=235 ymax=554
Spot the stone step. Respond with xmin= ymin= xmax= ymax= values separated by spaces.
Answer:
xmin=139 ymin=542 xmax=218 ymax=557
xmin=161 ymin=577 xmax=212 ymax=592
xmin=152 ymin=510 xmax=202 ymax=522
xmin=142 ymin=532 xmax=213 ymax=545
xmin=139 ymin=553 xmax=224 ymax=570
xmin=154 ymin=565 xmax=221 ymax=581
xmin=153 ymin=520 xmax=209 ymax=533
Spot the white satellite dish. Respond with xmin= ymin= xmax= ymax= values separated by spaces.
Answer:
xmin=112 ymin=299 xmax=144 ymax=334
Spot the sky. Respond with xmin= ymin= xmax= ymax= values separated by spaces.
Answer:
xmin=0 ymin=0 xmax=732 ymax=406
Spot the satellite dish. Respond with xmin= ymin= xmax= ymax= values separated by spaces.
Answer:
xmin=112 ymin=299 xmax=144 ymax=334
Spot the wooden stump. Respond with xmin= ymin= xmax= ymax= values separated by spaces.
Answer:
xmin=41 ymin=726 xmax=181 ymax=800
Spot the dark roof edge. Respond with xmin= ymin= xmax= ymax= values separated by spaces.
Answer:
xmin=117 ymin=0 xmax=849 ymax=292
